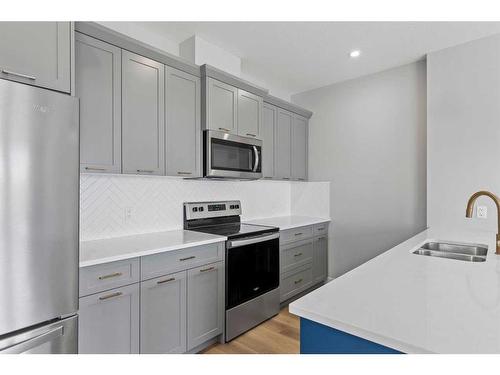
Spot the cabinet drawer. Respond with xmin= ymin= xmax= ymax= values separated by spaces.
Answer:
xmin=313 ymin=222 xmax=329 ymax=236
xmin=280 ymin=239 xmax=313 ymax=274
xmin=280 ymin=264 xmax=313 ymax=303
xmin=141 ymin=242 xmax=223 ymax=281
xmin=80 ymin=258 xmax=140 ymax=297
xmin=280 ymin=225 xmax=313 ymax=244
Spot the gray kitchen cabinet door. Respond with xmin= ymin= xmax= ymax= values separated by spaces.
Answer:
xmin=76 ymin=33 xmax=122 ymax=174
xmin=165 ymin=67 xmax=201 ymax=177
xmin=206 ymin=78 xmax=238 ymax=134
xmin=237 ymin=89 xmax=262 ymax=139
xmin=122 ymin=51 xmax=165 ymax=175
xmin=0 ymin=22 xmax=71 ymax=93
xmin=262 ymin=104 xmax=276 ymax=178
xmin=78 ymin=283 xmax=140 ymax=354
xmin=291 ymin=115 xmax=308 ymax=181
xmin=275 ymin=108 xmax=292 ymax=180
xmin=313 ymin=236 xmax=328 ymax=284
xmin=140 ymin=271 xmax=187 ymax=354
xmin=187 ymin=262 xmax=224 ymax=350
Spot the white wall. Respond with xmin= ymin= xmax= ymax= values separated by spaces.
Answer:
xmin=427 ymin=34 xmax=500 ymax=235
xmin=292 ymin=61 xmax=427 ymax=277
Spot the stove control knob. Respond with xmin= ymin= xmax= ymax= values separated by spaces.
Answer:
xmin=199 ymin=207 xmax=204 ymax=212
xmin=192 ymin=207 xmax=198 ymax=212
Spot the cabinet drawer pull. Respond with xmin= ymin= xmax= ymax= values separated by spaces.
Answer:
xmin=294 ymin=232 xmax=303 ymax=236
xmin=157 ymin=277 xmax=175 ymax=284
xmin=294 ymin=278 xmax=303 ymax=285
xmin=1 ymin=69 xmax=36 ymax=81
xmin=99 ymin=292 xmax=123 ymax=301
xmin=137 ymin=169 xmax=154 ymax=173
xmin=85 ymin=166 xmax=107 ymax=171
xmin=179 ymin=255 xmax=196 ymax=262
xmin=293 ymin=252 xmax=303 ymax=257
xmin=218 ymin=127 xmax=231 ymax=132
xmin=98 ymin=272 xmax=122 ymax=280
xmin=317 ymin=227 xmax=325 ymax=231
xmin=282 ymin=177 xmax=290 ymax=180
xmin=246 ymin=133 xmax=256 ymax=137
xmin=200 ymin=266 xmax=215 ymax=273
xmin=177 ymin=171 xmax=192 ymax=175
xmin=298 ymin=178 xmax=306 ymax=181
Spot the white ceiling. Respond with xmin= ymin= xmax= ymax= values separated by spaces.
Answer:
xmin=131 ymin=22 xmax=500 ymax=98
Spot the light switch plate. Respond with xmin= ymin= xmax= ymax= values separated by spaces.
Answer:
xmin=477 ymin=205 xmax=487 ymax=219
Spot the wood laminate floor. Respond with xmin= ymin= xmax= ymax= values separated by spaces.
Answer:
xmin=202 ymin=307 xmax=300 ymax=354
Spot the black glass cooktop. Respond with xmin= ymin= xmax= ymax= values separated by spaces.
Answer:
xmin=190 ymin=223 xmax=277 ymax=239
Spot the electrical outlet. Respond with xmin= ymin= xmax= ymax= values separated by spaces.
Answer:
xmin=477 ymin=206 xmax=488 ymax=219
xmin=124 ymin=207 xmax=134 ymax=222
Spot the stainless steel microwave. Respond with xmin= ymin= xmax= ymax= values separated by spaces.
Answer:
xmin=204 ymin=130 xmax=262 ymax=179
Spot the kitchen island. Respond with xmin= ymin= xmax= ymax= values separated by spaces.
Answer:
xmin=289 ymin=228 xmax=500 ymax=353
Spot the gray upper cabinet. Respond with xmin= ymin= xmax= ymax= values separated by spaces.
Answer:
xmin=78 ymin=283 xmax=140 ymax=354
xmin=187 ymin=262 xmax=224 ymax=350
xmin=140 ymin=271 xmax=187 ymax=354
xmin=76 ymin=33 xmax=122 ymax=174
xmin=237 ymin=89 xmax=262 ymax=138
xmin=0 ymin=22 xmax=71 ymax=93
xmin=291 ymin=115 xmax=308 ymax=180
xmin=313 ymin=235 xmax=328 ymax=284
xmin=275 ymin=108 xmax=292 ymax=180
xmin=262 ymin=104 xmax=276 ymax=178
xmin=165 ymin=67 xmax=201 ymax=177
xmin=205 ymin=77 xmax=238 ymax=134
xmin=122 ymin=50 xmax=165 ymax=175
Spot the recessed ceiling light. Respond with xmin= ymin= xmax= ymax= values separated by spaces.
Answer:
xmin=349 ymin=50 xmax=361 ymax=58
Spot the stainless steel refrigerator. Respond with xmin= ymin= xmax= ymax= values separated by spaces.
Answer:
xmin=0 ymin=79 xmax=79 ymax=353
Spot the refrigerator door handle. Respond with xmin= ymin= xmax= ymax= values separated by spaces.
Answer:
xmin=0 ymin=325 xmax=63 ymax=353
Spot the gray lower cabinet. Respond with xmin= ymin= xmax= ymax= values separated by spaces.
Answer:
xmin=165 ymin=67 xmax=201 ymax=177
xmin=187 ymin=262 xmax=224 ymax=350
xmin=0 ymin=22 xmax=71 ymax=93
xmin=76 ymin=33 xmax=122 ymax=174
xmin=122 ymin=50 xmax=165 ymax=175
xmin=312 ymin=235 xmax=328 ymax=284
xmin=205 ymin=77 xmax=238 ymax=134
xmin=140 ymin=271 xmax=187 ymax=354
xmin=275 ymin=108 xmax=292 ymax=180
xmin=262 ymin=104 xmax=276 ymax=178
xmin=78 ymin=283 xmax=140 ymax=354
xmin=237 ymin=89 xmax=262 ymax=139
xmin=291 ymin=115 xmax=308 ymax=181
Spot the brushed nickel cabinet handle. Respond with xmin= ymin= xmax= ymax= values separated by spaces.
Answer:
xmin=317 ymin=227 xmax=325 ymax=231
xmin=298 ymin=178 xmax=306 ymax=181
xmin=294 ymin=232 xmax=303 ymax=236
xmin=294 ymin=278 xmax=303 ymax=285
xmin=294 ymin=252 xmax=303 ymax=257
xmin=200 ymin=266 xmax=215 ymax=273
xmin=179 ymin=255 xmax=196 ymax=262
xmin=218 ymin=127 xmax=231 ymax=132
xmin=157 ymin=277 xmax=175 ymax=284
xmin=137 ymin=169 xmax=154 ymax=173
xmin=99 ymin=292 xmax=123 ymax=301
xmin=85 ymin=166 xmax=107 ymax=171
xmin=177 ymin=171 xmax=192 ymax=175
xmin=1 ymin=69 xmax=36 ymax=81
xmin=246 ymin=133 xmax=256 ymax=137
xmin=282 ymin=177 xmax=290 ymax=180
xmin=98 ymin=272 xmax=122 ymax=280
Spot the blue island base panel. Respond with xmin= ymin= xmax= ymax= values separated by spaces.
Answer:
xmin=300 ymin=318 xmax=403 ymax=354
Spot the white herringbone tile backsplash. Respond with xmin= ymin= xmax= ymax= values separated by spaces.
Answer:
xmin=80 ymin=174 xmax=295 ymax=241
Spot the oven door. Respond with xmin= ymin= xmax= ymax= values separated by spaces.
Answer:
xmin=205 ymin=130 xmax=262 ymax=179
xmin=226 ymin=232 xmax=280 ymax=309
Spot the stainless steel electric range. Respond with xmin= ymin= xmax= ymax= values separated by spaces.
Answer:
xmin=183 ymin=200 xmax=280 ymax=341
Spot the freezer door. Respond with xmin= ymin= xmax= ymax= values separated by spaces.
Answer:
xmin=0 ymin=315 xmax=77 ymax=354
xmin=0 ymin=79 xmax=79 ymax=336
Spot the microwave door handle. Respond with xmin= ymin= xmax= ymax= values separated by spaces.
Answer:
xmin=252 ymin=146 xmax=259 ymax=172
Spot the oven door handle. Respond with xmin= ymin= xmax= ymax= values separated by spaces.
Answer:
xmin=227 ymin=232 xmax=279 ymax=249
xmin=252 ymin=145 xmax=259 ymax=172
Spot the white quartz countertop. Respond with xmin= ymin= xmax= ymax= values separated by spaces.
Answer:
xmin=245 ymin=215 xmax=330 ymax=230
xmin=289 ymin=228 xmax=500 ymax=353
xmin=80 ymin=230 xmax=226 ymax=268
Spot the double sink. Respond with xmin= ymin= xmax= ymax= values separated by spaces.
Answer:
xmin=413 ymin=242 xmax=488 ymax=263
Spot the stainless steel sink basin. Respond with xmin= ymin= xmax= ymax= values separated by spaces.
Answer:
xmin=413 ymin=241 xmax=488 ymax=262
xmin=421 ymin=242 xmax=488 ymax=256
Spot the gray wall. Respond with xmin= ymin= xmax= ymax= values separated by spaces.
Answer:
xmin=292 ymin=61 xmax=427 ymax=277
xmin=427 ymin=34 xmax=500 ymax=235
